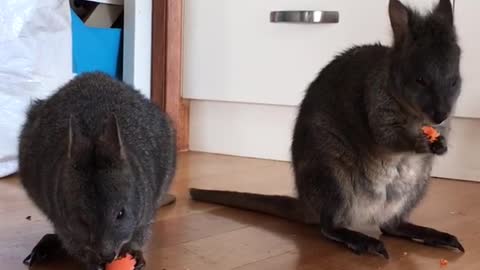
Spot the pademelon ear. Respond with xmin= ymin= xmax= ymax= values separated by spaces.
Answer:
xmin=95 ymin=113 xmax=126 ymax=166
xmin=67 ymin=115 xmax=90 ymax=160
xmin=434 ymin=0 xmax=453 ymax=26
xmin=389 ymin=0 xmax=410 ymax=46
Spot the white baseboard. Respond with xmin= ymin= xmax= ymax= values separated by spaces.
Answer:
xmin=190 ymin=100 xmax=480 ymax=182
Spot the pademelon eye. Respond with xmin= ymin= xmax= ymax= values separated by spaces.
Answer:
xmin=116 ymin=209 xmax=125 ymax=220
xmin=450 ymin=77 xmax=458 ymax=87
xmin=416 ymin=77 xmax=427 ymax=87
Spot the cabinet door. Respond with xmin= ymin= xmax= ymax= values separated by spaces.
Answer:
xmin=183 ymin=0 xmax=452 ymax=107
xmin=183 ymin=0 xmax=393 ymax=106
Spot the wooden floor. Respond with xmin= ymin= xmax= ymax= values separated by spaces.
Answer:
xmin=1 ymin=152 xmax=479 ymax=270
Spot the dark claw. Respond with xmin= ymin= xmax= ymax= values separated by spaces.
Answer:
xmin=23 ymin=234 xmax=66 ymax=266
xmin=158 ymin=193 xmax=176 ymax=207
xmin=349 ymin=239 xmax=389 ymax=259
xmin=368 ymin=240 xmax=389 ymax=259
xmin=448 ymin=235 xmax=465 ymax=252
xmin=134 ymin=261 xmax=146 ymax=270
xmin=425 ymin=233 xmax=465 ymax=252
xmin=456 ymin=242 xmax=465 ymax=253
xmin=376 ymin=244 xmax=390 ymax=259
xmin=430 ymin=135 xmax=448 ymax=155
xmin=133 ymin=252 xmax=146 ymax=270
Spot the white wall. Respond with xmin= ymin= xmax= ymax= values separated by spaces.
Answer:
xmin=123 ymin=0 xmax=152 ymax=98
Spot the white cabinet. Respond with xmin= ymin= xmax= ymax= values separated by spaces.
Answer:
xmin=184 ymin=0 xmax=393 ymax=106
xmin=185 ymin=0 xmax=479 ymax=181
xmin=184 ymin=0 xmax=451 ymax=107
xmin=454 ymin=0 xmax=480 ymax=118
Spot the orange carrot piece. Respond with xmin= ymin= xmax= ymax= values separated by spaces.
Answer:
xmin=105 ymin=254 xmax=136 ymax=270
xmin=422 ymin=126 xmax=440 ymax=143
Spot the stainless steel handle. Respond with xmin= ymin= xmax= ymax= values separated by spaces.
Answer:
xmin=270 ymin=10 xmax=339 ymax=24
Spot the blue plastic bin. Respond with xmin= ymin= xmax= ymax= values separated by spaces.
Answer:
xmin=71 ymin=9 xmax=122 ymax=79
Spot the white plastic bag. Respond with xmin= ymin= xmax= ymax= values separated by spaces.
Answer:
xmin=0 ymin=0 xmax=73 ymax=177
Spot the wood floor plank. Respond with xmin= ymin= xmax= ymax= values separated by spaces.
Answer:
xmin=0 ymin=152 xmax=479 ymax=270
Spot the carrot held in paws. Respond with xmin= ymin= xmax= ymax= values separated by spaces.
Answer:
xmin=422 ymin=126 xmax=440 ymax=143
xmin=105 ymin=254 xmax=136 ymax=270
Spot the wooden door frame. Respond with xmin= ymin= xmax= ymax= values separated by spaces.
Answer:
xmin=151 ymin=0 xmax=189 ymax=151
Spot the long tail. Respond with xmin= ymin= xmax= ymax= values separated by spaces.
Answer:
xmin=189 ymin=188 xmax=306 ymax=223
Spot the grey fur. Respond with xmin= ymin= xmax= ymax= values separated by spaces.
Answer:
xmin=19 ymin=72 xmax=176 ymax=269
